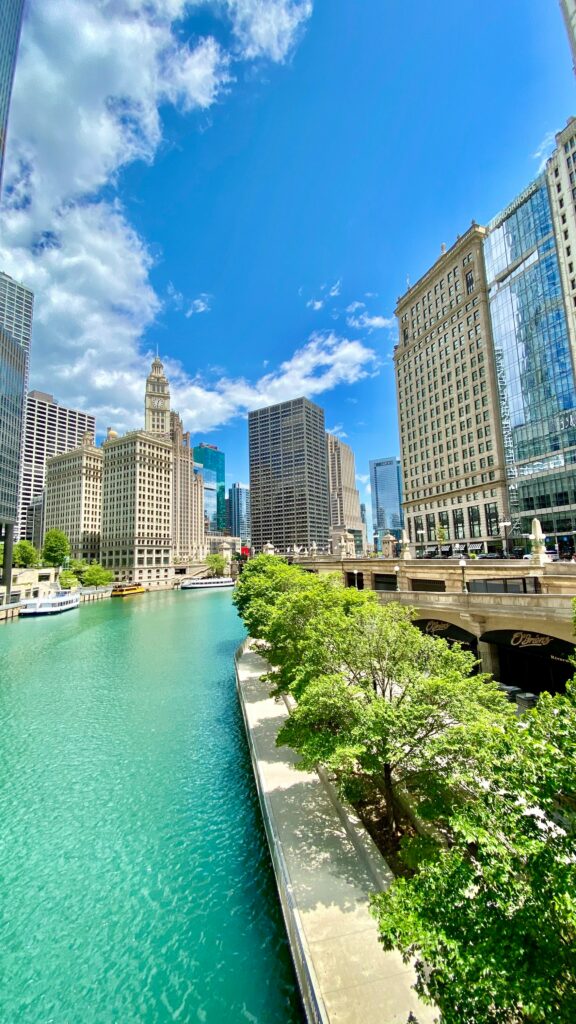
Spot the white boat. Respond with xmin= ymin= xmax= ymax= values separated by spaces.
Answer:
xmin=19 ymin=591 xmax=81 ymax=616
xmin=180 ymin=577 xmax=235 ymax=590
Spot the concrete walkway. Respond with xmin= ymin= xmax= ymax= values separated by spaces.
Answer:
xmin=235 ymin=642 xmax=437 ymax=1024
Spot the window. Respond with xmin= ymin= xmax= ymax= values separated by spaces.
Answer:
xmin=465 ymin=271 xmax=474 ymax=294
xmin=468 ymin=505 xmax=481 ymax=538
xmin=453 ymin=508 xmax=465 ymax=539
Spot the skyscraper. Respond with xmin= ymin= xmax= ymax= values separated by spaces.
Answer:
xmin=326 ymin=433 xmax=365 ymax=552
xmin=193 ymin=443 xmax=226 ymax=533
xmin=0 ymin=0 xmax=25 ymax=197
xmin=395 ymin=226 xmax=509 ymax=556
xmin=101 ymin=429 xmax=173 ymax=586
xmin=144 ymin=356 xmax=171 ymax=436
xmin=170 ymin=411 xmax=205 ymax=562
xmin=484 ymin=173 xmax=576 ymax=547
xmin=228 ymin=483 xmax=250 ymax=543
xmin=369 ymin=457 xmax=404 ymax=541
xmin=249 ymin=397 xmax=330 ymax=554
xmin=0 ymin=272 xmax=33 ymax=594
xmin=17 ymin=391 xmax=95 ymax=540
xmin=560 ymin=0 xmax=576 ymax=74
xmin=44 ymin=434 xmax=103 ymax=562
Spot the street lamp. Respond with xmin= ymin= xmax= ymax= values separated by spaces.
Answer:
xmin=393 ymin=564 xmax=400 ymax=591
xmin=459 ymin=557 xmax=467 ymax=593
xmin=500 ymin=520 xmax=511 ymax=558
xmin=353 ymin=569 xmax=358 ymax=589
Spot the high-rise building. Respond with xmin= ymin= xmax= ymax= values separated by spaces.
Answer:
xmin=17 ymin=391 xmax=95 ymax=540
xmin=170 ymin=411 xmax=205 ymax=562
xmin=0 ymin=0 xmax=25 ymax=196
xmin=249 ymin=397 xmax=330 ymax=554
xmin=484 ymin=173 xmax=576 ymax=546
xmin=395 ymin=225 xmax=509 ymax=556
xmin=560 ymin=0 xmax=576 ymax=74
xmin=228 ymin=483 xmax=250 ymax=543
xmin=101 ymin=429 xmax=173 ymax=586
xmin=193 ymin=443 xmax=226 ymax=533
xmin=326 ymin=433 xmax=365 ymax=552
xmin=369 ymin=457 xmax=404 ymax=541
xmin=0 ymin=272 xmax=33 ymax=593
xmin=44 ymin=433 xmax=103 ymax=561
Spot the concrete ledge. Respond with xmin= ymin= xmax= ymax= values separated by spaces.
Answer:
xmin=235 ymin=639 xmax=437 ymax=1024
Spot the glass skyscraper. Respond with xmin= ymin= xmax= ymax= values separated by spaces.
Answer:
xmin=0 ymin=0 xmax=25 ymax=197
xmin=193 ymin=443 xmax=226 ymax=533
xmin=228 ymin=483 xmax=250 ymax=543
xmin=484 ymin=176 xmax=576 ymax=546
xmin=0 ymin=326 xmax=26 ymax=524
xmin=369 ymin=457 xmax=404 ymax=540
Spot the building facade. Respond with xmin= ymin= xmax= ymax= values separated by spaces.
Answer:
xmin=326 ymin=433 xmax=365 ymax=552
xmin=101 ymin=430 xmax=173 ymax=586
xmin=18 ymin=390 xmax=95 ymax=541
xmin=0 ymin=0 xmax=25 ymax=196
xmin=193 ymin=443 xmax=226 ymax=533
xmin=249 ymin=397 xmax=330 ymax=554
xmin=0 ymin=325 xmax=26 ymax=527
xmin=484 ymin=173 xmax=576 ymax=551
xmin=560 ymin=0 xmax=576 ymax=73
xmin=170 ymin=412 xmax=205 ymax=562
xmin=395 ymin=226 xmax=509 ymax=556
xmin=228 ymin=482 xmax=250 ymax=544
xmin=44 ymin=434 xmax=103 ymax=561
xmin=369 ymin=456 xmax=404 ymax=542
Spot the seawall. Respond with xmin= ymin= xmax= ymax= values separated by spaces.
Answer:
xmin=235 ymin=639 xmax=436 ymax=1024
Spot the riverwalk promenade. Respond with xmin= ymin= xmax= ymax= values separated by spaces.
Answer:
xmin=235 ymin=640 xmax=436 ymax=1024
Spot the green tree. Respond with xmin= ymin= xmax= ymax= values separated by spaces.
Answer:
xmin=232 ymin=554 xmax=312 ymax=638
xmin=371 ymin=684 xmax=576 ymax=1023
xmin=12 ymin=539 xmax=39 ymax=567
xmin=277 ymin=600 xmax=513 ymax=826
xmin=58 ymin=569 xmax=79 ymax=589
xmin=42 ymin=529 xmax=70 ymax=566
xmin=205 ymin=553 xmax=226 ymax=577
xmin=82 ymin=563 xmax=114 ymax=587
xmin=69 ymin=558 xmax=89 ymax=582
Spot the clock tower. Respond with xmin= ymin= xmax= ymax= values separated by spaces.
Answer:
xmin=144 ymin=355 xmax=171 ymax=436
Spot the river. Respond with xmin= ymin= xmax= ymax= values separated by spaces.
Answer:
xmin=0 ymin=589 xmax=303 ymax=1023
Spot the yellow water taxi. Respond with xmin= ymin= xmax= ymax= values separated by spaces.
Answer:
xmin=111 ymin=583 xmax=147 ymax=597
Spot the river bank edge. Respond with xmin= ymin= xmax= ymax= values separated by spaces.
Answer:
xmin=234 ymin=637 xmax=437 ymax=1024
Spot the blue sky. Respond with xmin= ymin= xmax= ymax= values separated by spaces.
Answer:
xmin=0 ymin=0 xmax=574 ymax=520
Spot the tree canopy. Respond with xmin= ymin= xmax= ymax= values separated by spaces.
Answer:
xmin=82 ymin=563 xmax=114 ymax=587
xmin=233 ymin=555 xmax=576 ymax=1022
xmin=205 ymin=553 xmax=226 ymax=577
xmin=42 ymin=529 xmax=70 ymax=567
xmin=58 ymin=570 xmax=79 ymax=590
xmin=12 ymin=540 xmax=40 ymax=567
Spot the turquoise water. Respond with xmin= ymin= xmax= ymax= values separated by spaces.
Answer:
xmin=0 ymin=590 xmax=303 ymax=1023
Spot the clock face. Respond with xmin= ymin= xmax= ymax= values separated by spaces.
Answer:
xmin=152 ymin=398 xmax=163 ymax=409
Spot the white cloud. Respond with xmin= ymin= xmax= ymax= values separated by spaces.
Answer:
xmin=307 ymin=298 xmax=324 ymax=310
xmin=185 ymin=293 xmax=212 ymax=316
xmin=327 ymin=278 xmax=341 ymax=297
xmin=356 ymin=472 xmax=369 ymax=486
xmin=227 ymin=0 xmax=313 ymax=62
xmin=327 ymin=423 xmax=348 ymax=439
xmin=0 ymin=0 xmax=315 ymax=433
xmin=346 ymin=312 xmax=396 ymax=331
xmin=533 ymin=130 xmax=556 ymax=172
xmin=346 ymin=300 xmax=365 ymax=313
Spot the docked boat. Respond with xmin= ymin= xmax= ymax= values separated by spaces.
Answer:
xmin=19 ymin=591 xmax=81 ymax=616
xmin=111 ymin=583 xmax=147 ymax=597
xmin=180 ymin=577 xmax=235 ymax=589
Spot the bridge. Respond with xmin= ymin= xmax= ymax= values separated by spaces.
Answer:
xmin=291 ymin=555 xmax=576 ymax=696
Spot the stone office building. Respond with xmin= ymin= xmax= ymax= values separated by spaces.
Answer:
xmin=44 ymin=433 xmax=103 ymax=562
xmin=395 ymin=225 xmax=509 ymax=556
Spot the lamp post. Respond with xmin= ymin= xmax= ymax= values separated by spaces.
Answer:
xmin=500 ymin=520 xmax=511 ymax=558
xmin=459 ymin=557 xmax=467 ymax=593
xmin=353 ymin=569 xmax=358 ymax=589
xmin=393 ymin=564 xmax=400 ymax=591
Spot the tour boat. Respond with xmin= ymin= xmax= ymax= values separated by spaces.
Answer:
xmin=19 ymin=591 xmax=81 ymax=616
xmin=111 ymin=583 xmax=147 ymax=597
xmin=180 ymin=577 xmax=235 ymax=589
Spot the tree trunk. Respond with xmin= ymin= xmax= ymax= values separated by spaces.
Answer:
xmin=383 ymin=762 xmax=397 ymax=833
